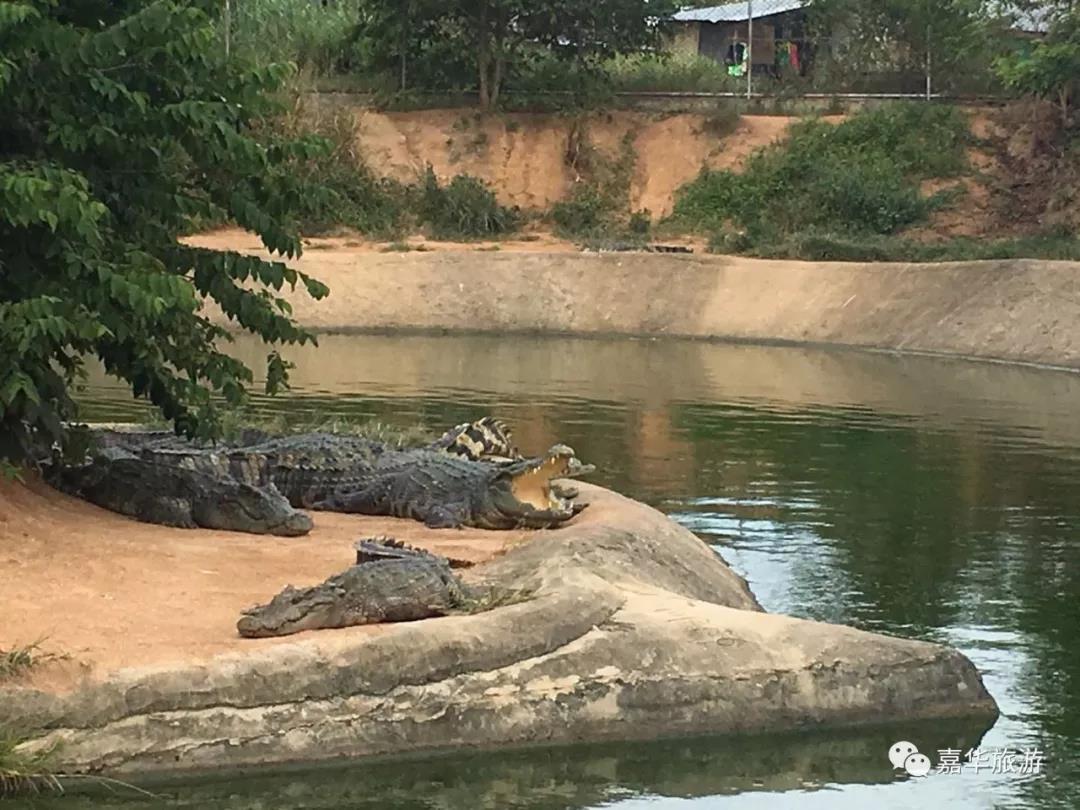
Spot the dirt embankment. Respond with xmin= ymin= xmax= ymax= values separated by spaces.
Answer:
xmin=333 ymin=103 xmax=1077 ymax=240
xmin=190 ymin=231 xmax=1080 ymax=370
xmin=348 ymin=108 xmax=797 ymax=217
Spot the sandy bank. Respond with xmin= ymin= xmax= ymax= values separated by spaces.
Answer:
xmin=192 ymin=231 xmax=1080 ymax=369
xmin=2 ymin=479 xmax=996 ymax=775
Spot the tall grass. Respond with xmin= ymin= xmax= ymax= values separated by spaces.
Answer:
xmin=0 ymin=732 xmax=59 ymax=797
xmin=0 ymin=643 xmax=62 ymax=796
xmin=606 ymin=52 xmax=744 ymax=94
xmin=270 ymin=106 xmax=411 ymax=237
xmin=0 ymin=642 xmax=64 ymax=680
xmin=226 ymin=0 xmax=362 ymax=75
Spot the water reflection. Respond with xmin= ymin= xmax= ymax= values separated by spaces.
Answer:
xmin=71 ymin=334 xmax=1078 ymax=810
xmin=21 ymin=721 xmax=994 ymax=810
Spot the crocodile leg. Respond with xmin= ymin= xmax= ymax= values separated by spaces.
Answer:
xmin=423 ymin=503 xmax=469 ymax=529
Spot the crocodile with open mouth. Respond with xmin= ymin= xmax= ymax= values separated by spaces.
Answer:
xmin=51 ymin=418 xmax=593 ymax=534
xmin=312 ymin=443 xmax=592 ymax=530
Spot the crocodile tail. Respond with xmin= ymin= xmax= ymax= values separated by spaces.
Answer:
xmin=429 ymin=416 xmax=519 ymax=461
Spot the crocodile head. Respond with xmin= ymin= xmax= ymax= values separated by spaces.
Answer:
xmin=193 ymin=481 xmax=314 ymax=537
xmin=237 ymin=582 xmax=338 ymax=637
xmin=477 ymin=444 xmax=594 ymax=529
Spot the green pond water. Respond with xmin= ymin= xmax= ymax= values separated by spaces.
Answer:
xmin=24 ymin=333 xmax=1080 ymax=809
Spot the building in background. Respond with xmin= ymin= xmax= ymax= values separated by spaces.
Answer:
xmin=668 ymin=0 xmax=810 ymax=77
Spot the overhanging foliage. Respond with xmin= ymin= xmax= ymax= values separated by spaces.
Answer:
xmin=0 ymin=0 xmax=332 ymax=458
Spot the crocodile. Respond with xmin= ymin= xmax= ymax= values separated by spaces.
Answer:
xmin=312 ymin=443 xmax=589 ymax=529
xmin=237 ymin=541 xmax=469 ymax=637
xmin=56 ymin=418 xmax=593 ymax=533
xmin=52 ymin=455 xmax=313 ymax=536
xmin=100 ymin=417 xmax=532 ymax=508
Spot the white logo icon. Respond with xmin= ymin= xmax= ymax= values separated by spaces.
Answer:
xmin=889 ymin=740 xmax=931 ymax=777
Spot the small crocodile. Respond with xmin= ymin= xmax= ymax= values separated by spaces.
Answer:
xmin=236 ymin=542 xmax=469 ymax=637
xmin=313 ymin=444 xmax=590 ymax=529
xmin=53 ymin=455 xmax=313 ymax=536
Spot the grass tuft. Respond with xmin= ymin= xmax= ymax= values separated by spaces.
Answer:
xmin=454 ymin=584 xmax=538 ymax=615
xmin=0 ymin=642 xmax=65 ymax=681
xmin=0 ymin=643 xmax=65 ymax=797
xmin=0 ymin=731 xmax=61 ymax=798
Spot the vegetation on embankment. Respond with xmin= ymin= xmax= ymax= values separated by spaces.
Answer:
xmin=207 ymin=3 xmax=1080 ymax=258
xmin=272 ymin=108 xmax=522 ymax=240
xmin=666 ymin=102 xmax=1080 ymax=262
xmin=284 ymin=99 xmax=1080 ymax=261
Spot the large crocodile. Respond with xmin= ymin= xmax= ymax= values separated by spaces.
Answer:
xmin=312 ymin=444 xmax=590 ymax=529
xmin=53 ymin=419 xmax=592 ymax=533
xmin=237 ymin=540 xmax=470 ymax=637
xmin=52 ymin=455 xmax=313 ymax=536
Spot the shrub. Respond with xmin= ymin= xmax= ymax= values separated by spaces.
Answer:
xmin=272 ymin=110 xmax=409 ymax=237
xmin=671 ymin=102 xmax=972 ymax=249
xmin=628 ymin=209 xmax=652 ymax=234
xmin=417 ymin=167 xmax=521 ymax=239
xmin=551 ymin=185 xmax=614 ymax=235
xmin=551 ymin=125 xmax=639 ymax=239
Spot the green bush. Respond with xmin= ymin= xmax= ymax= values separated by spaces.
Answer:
xmin=551 ymin=185 xmax=615 ymax=235
xmin=671 ymin=102 xmax=972 ymax=248
xmin=278 ymin=113 xmax=408 ymax=237
xmin=628 ymin=209 xmax=652 ymax=234
xmin=417 ymin=167 xmax=521 ymax=239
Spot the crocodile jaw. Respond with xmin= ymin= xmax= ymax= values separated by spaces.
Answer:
xmin=509 ymin=449 xmax=576 ymax=510
xmin=484 ymin=447 xmax=588 ymax=528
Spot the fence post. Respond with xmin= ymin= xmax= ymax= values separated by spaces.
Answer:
xmin=747 ymin=0 xmax=753 ymax=100
xmin=925 ymin=20 xmax=932 ymax=100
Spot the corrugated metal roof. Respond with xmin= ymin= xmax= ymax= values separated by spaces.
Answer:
xmin=672 ymin=0 xmax=808 ymax=24
xmin=1012 ymin=7 xmax=1051 ymax=33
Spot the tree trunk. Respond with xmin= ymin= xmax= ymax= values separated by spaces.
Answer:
xmin=489 ymin=14 xmax=505 ymax=109
xmin=475 ymin=0 xmax=491 ymax=109
xmin=478 ymin=49 xmax=490 ymax=108
xmin=399 ymin=19 xmax=407 ymax=91
xmin=491 ymin=54 xmax=503 ymax=107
